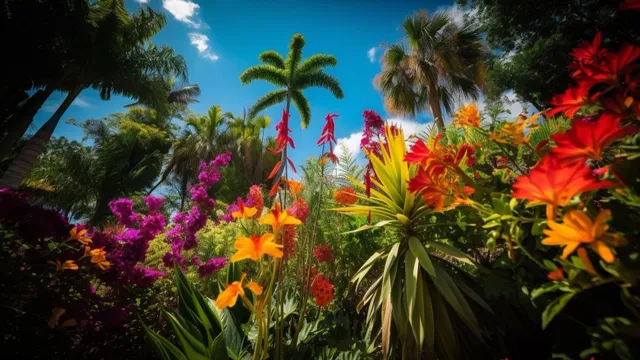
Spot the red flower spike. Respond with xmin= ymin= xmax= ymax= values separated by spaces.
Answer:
xmin=287 ymin=157 xmax=298 ymax=174
xmin=269 ymin=109 xmax=295 ymax=154
xmin=550 ymin=114 xmax=638 ymax=163
xmin=268 ymin=161 xmax=282 ymax=180
xmin=547 ymin=82 xmax=593 ymax=118
xmin=317 ymin=113 xmax=338 ymax=146
xmin=620 ymin=0 xmax=640 ymax=10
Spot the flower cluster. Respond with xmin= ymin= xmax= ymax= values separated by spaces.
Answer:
xmin=452 ymin=104 xmax=480 ymax=128
xmin=313 ymin=245 xmax=334 ymax=263
xmin=161 ymin=152 xmax=231 ymax=277
xmin=333 ymin=186 xmax=358 ymax=205
xmin=310 ymin=270 xmax=335 ymax=308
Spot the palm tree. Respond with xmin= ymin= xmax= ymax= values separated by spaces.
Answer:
xmin=228 ymin=110 xmax=271 ymax=184
xmin=126 ymin=78 xmax=201 ymax=120
xmin=239 ymin=33 xmax=344 ymax=129
xmin=148 ymin=105 xmax=232 ymax=209
xmin=376 ymin=10 xmax=488 ymax=133
xmin=0 ymin=1 xmax=187 ymax=189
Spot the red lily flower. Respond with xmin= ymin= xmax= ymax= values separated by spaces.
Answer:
xmin=570 ymin=32 xmax=606 ymax=64
xmin=547 ymin=82 xmax=593 ymax=118
xmin=269 ymin=109 xmax=295 ymax=154
xmin=405 ymin=138 xmax=433 ymax=166
xmin=550 ymin=114 xmax=638 ymax=162
xmin=579 ymin=44 xmax=640 ymax=87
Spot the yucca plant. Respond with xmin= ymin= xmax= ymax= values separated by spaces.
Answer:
xmin=332 ymin=125 xmax=492 ymax=359
xmin=144 ymin=266 xmax=245 ymax=360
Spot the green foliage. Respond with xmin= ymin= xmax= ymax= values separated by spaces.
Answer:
xmin=240 ymin=33 xmax=343 ymax=128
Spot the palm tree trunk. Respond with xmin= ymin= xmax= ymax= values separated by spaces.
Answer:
xmin=0 ymin=87 xmax=83 ymax=189
xmin=427 ymin=82 xmax=446 ymax=133
xmin=0 ymin=86 xmax=55 ymax=158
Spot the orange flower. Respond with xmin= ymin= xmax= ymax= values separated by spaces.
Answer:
xmin=287 ymin=180 xmax=304 ymax=196
xmin=89 ymin=248 xmax=111 ymax=270
xmin=542 ymin=209 xmax=627 ymax=263
xmin=48 ymin=259 xmax=79 ymax=272
xmin=489 ymin=116 xmax=529 ymax=145
xmin=231 ymin=233 xmax=283 ymax=262
xmin=547 ymin=268 xmax=566 ymax=281
xmin=452 ymin=104 xmax=480 ymax=127
xmin=333 ymin=187 xmax=358 ymax=205
xmin=232 ymin=199 xmax=258 ymax=220
xmin=215 ymin=273 xmax=263 ymax=309
xmin=259 ymin=202 xmax=302 ymax=232
xmin=512 ymin=155 xmax=616 ymax=208
xmin=546 ymin=82 xmax=592 ymax=118
xmin=47 ymin=308 xmax=76 ymax=329
xmin=70 ymin=226 xmax=92 ymax=245
xmin=550 ymin=114 xmax=637 ymax=162
xmin=408 ymin=163 xmax=474 ymax=211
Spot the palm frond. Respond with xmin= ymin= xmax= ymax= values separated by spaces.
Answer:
xmin=258 ymin=50 xmax=285 ymax=69
xmin=239 ymin=65 xmax=288 ymax=87
xmin=291 ymin=90 xmax=311 ymax=129
xmin=296 ymin=54 xmax=337 ymax=74
xmin=284 ymin=33 xmax=305 ymax=78
xmin=247 ymin=89 xmax=288 ymax=120
xmin=294 ymin=71 xmax=344 ymax=99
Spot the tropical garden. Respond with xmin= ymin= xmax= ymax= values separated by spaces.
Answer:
xmin=1 ymin=0 xmax=640 ymax=359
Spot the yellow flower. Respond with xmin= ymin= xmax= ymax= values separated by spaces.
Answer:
xmin=287 ymin=180 xmax=304 ymax=196
xmin=215 ymin=273 xmax=263 ymax=309
xmin=452 ymin=104 xmax=480 ymax=127
xmin=542 ymin=209 xmax=627 ymax=263
xmin=259 ymin=202 xmax=301 ymax=232
xmin=47 ymin=308 xmax=76 ymax=329
xmin=490 ymin=115 xmax=529 ymax=146
xmin=48 ymin=259 xmax=79 ymax=272
xmin=232 ymin=200 xmax=258 ymax=220
xmin=70 ymin=226 xmax=92 ymax=245
xmin=231 ymin=233 xmax=283 ymax=262
xmin=89 ymin=248 xmax=111 ymax=270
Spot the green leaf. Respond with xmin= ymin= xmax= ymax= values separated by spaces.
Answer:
xmin=408 ymin=236 xmax=436 ymax=278
xmin=542 ymin=292 xmax=576 ymax=329
xmin=209 ymin=333 xmax=228 ymax=358
xmin=218 ymin=308 xmax=244 ymax=358
xmin=351 ymin=251 xmax=383 ymax=291
xmin=143 ymin=321 xmax=188 ymax=360
xmin=427 ymin=241 xmax=475 ymax=267
xmin=164 ymin=311 xmax=209 ymax=360
xmin=405 ymin=251 xmax=421 ymax=345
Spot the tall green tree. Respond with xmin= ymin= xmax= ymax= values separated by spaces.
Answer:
xmin=0 ymin=0 xmax=187 ymax=189
xmin=376 ymin=10 xmax=488 ymax=133
xmin=148 ymin=105 xmax=233 ymax=210
xmin=228 ymin=111 xmax=272 ymax=184
xmin=239 ymin=33 xmax=344 ymax=129
xmin=462 ymin=0 xmax=640 ymax=108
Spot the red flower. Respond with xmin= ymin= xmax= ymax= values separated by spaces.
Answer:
xmin=579 ymin=44 xmax=640 ymax=87
xmin=311 ymin=273 xmax=335 ymax=308
xmin=570 ymin=32 xmax=606 ymax=65
xmin=550 ymin=114 xmax=637 ymax=162
xmin=547 ymin=82 xmax=593 ymax=118
xmin=405 ymin=138 xmax=433 ymax=166
xmin=283 ymin=225 xmax=296 ymax=261
xmin=512 ymin=155 xmax=616 ymax=208
xmin=547 ymin=268 xmax=566 ymax=281
xmin=333 ymin=186 xmax=358 ymax=205
xmin=314 ymin=245 xmax=334 ymax=263
xmin=619 ymin=0 xmax=640 ymax=11
xmin=267 ymin=110 xmax=297 ymax=193
xmin=317 ymin=113 xmax=340 ymax=164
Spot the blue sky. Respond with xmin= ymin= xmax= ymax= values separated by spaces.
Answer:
xmin=34 ymin=0 xmax=506 ymax=167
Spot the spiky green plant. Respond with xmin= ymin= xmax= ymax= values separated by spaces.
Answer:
xmin=240 ymin=33 xmax=344 ymax=129
xmin=332 ymin=125 xmax=492 ymax=359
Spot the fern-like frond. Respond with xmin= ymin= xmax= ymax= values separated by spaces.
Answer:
xmin=239 ymin=65 xmax=288 ymax=87
xmin=258 ymin=50 xmax=285 ymax=69
xmin=294 ymin=71 xmax=344 ymax=99
xmin=297 ymin=54 xmax=337 ymax=74
xmin=291 ymin=90 xmax=311 ymax=129
xmin=247 ymin=89 xmax=288 ymax=120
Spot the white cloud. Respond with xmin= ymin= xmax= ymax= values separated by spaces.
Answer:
xmin=188 ymin=32 xmax=219 ymax=61
xmin=43 ymin=95 xmax=91 ymax=113
xmin=476 ymin=90 xmax=532 ymax=119
xmin=135 ymin=0 xmax=149 ymax=3
xmin=335 ymin=118 xmax=431 ymax=161
xmin=367 ymin=47 xmax=377 ymax=63
xmin=436 ymin=4 xmax=477 ymax=26
xmin=72 ymin=96 xmax=91 ymax=108
xmin=162 ymin=0 xmax=202 ymax=28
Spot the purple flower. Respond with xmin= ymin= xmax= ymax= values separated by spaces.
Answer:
xmin=172 ymin=212 xmax=186 ymax=224
xmin=213 ymin=151 xmax=232 ymax=167
xmin=198 ymin=164 xmax=221 ymax=187
xmin=198 ymin=257 xmax=227 ymax=278
xmin=191 ymin=256 xmax=201 ymax=265
xmin=144 ymin=195 xmax=164 ymax=214
xmin=116 ymin=228 xmax=142 ymax=244
xmin=125 ymin=266 xmax=164 ymax=286
xmin=140 ymin=213 xmax=166 ymax=240
xmin=162 ymin=250 xmax=184 ymax=268
xmin=186 ymin=206 xmax=207 ymax=233
xmin=109 ymin=198 xmax=138 ymax=226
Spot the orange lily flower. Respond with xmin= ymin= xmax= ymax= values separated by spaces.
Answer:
xmin=489 ymin=115 xmax=529 ymax=145
xmin=452 ymin=104 xmax=480 ymax=127
xmin=512 ymin=155 xmax=616 ymax=212
xmin=550 ymin=114 xmax=637 ymax=163
xmin=232 ymin=199 xmax=258 ymax=220
xmin=215 ymin=273 xmax=263 ymax=309
xmin=48 ymin=259 xmax=79 ymax=272
xmin=70 ymin=226 xmax=92 ymax=245
xmin=542 ymin=209 xmax=627 ymax=263
xmin=259 ymin=202 xmax=301 ymax=232
xmin=407 ymin=163 xmax=474 ymax=211
xmin=89 ymin=248 xmax=111 ymax=270
xmin=287 ymin=180 xmax=304 ymax=196
xmin=231 ymin=233 xmax=283 ymax=262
